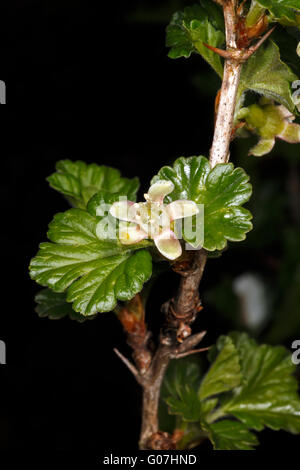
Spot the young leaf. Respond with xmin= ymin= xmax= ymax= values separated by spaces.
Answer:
xmin=29 ymin=208 xmax=152 ymax=315
xmin=152 ymin=156 xmax=253 ymax=251
xmin=198 ymin=333 xmax=300 ymax=448
xmin=35 ymin=288 xmax=93 ymax=322
xmin=255 ymin=0 xmax=300 ymax=27
xmin=160 ymin=356 xmax=203 ymax=422
xmin=161 ymin=356 xmax=220 ymax=429
xmin=166 ymin=2 xmax=225 ymax=77
xmin=162 ymin=356 xmax=203 ymax=399
xmin=166 ymin=386 xmax=202 ymax=422
xmin=160 ymin=333 xmax=300 ymax=449
xmin=221 ymin=332 xmax=300 ymax=434
xmin=198 ymin=337 xmax=242 ymax=400
xmin=208 ymin=420 xmax=259 ymax=450
xmin=47 ymin=160 xmax=139 ymax=209
xmin=238 ymin=41 xmax=298 ymax=113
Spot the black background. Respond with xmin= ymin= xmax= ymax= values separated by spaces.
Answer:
xmin=0 ymin=0 xmax=299 ymax=454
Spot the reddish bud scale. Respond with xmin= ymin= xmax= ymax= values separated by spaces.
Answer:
xmin=118 ymin=309 xmax=146 ymax=335
xmin=237 ymin=13 xmax=268 ymax=49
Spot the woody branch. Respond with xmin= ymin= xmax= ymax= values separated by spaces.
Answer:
xmin=209 ymin=0 xmax=274 ymax=166
xmin=115 ymin=0 xmax=275 ymax=451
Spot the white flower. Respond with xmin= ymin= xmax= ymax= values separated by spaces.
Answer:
xmin=109 ymin=180 xmax=199 ymax=260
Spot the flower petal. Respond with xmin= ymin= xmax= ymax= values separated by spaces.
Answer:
xmin=109 ymin=200 xmax=136 ymax=222
xmin=249 ymin=138 xmax=275 ymax=157
xmin=278 ymin=105 xmax=295 ymax=122
xmin=154 ymin=229 xmax=182 ymax=260
xmin=118 ymin=223 xmax=148 ymax=245
xmin=166 ymin=200 xmax=199 ymax=221
xmin=146 ymin=180 xmax=174 ymax=203
xmin=278 ymin=122 xmax=300 ymax=143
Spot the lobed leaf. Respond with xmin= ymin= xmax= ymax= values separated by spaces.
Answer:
xmin=35 ymin=288 xmax=93 ymax=322
xmin=208 ymin=420 xmax=259 ymax=450
xmin=221 ymin=332 xmax=300 ymax=434
xmin=256 ymin=0 xmax=300 ymax=27
xmin=47 ymin=160 xmax=139 ymax=208
xmin=162 ymin=356 xmax=203 ymax=422
xmin=166 ymin=387 xmax=202 ymax=422
xmin=162 ymin=356 xmax=202 ymax=399
xmin=198 ymin=337 xmax=242 ymax=400
xmin=238 ymin=41 xmax=298 ymax=113
xmin=29 ymin=208 xmax=152 ymax=315
xmin=159 ymin=332 xmax=300 ymax=450
xmin=166 ymin=1 xmax=225 ymax=77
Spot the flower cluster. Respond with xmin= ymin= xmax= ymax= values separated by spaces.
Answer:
xmin=238 ymin=99 xmax=300 ymax=157
xmin=109 ymin=180 xmax=198 ymax=260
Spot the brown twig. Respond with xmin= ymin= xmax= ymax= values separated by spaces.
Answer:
xmin=171 ymin=346 xmax=211 ymax=360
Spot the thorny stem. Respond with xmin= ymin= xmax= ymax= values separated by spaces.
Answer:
xmin=209 ymin=0 xmax=242 ymax=167
xmin=116 ymin=0 xmax=270 ymax=450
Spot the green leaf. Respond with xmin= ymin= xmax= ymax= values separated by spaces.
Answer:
xmin=152 ymin=156 xmax=253 ymax=251
xmin=198 ymin=337 xmax=242 ymax=400
xmin=86 ymin=190 xmax=123 ymax=217
xmin=166 ymin=1 xmax=225 ymax=77
xmin=208 ymin=420 xmax=259 ymax=450
xmin=161 ymin=356 xmax=220 ymax=427
xmin=162 ymin=356 xmax=203 ymax=399
xmin=160 ymin=332 xmax=300 ymax=450
xmin=35 ymin=288 xmax=93 ymax=322
xmin=47 ymin=160 xmax=139 ymax=209
xmin=221 ymin=332 xmax=300 ymax=434
xmin=238 ymin=41 xmax=298 ymax=113
xmin=201 ymin=333 xmax=300 ymax=448
xmin=166 ymin=387 xmax=202 ymax=422
xmin=29 ymin=208 xmax=152 ymax=315
xmin=161 ymin=356 xmax=203 ymax=422
xmin=256 ymin=0 xmax=300 ymax=27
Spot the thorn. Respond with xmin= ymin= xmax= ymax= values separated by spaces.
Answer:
xmin=203 ymin=43 xmax=236 ymax=60
xmin=113 ymin=348 xmax=144 ymax=385
xmin=244 ymin=26 xmax=276 ymax=60
xmin=175 ymin=331 xmax=207 ymax=354
xmin=204 ymin=25 xmax=276 ymax=64
xmin=173 ymin=346 xmax=211 ymax=360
